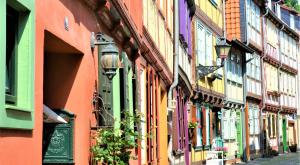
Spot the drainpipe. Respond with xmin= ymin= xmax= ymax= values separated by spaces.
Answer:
xmin=168 ymin=0 xmax=179 ymax=164
xmin=277 ymin=24 xmax=284 ymax=152
xmin=221 ymin=0 xmax=228 ymax=144
xmin=260 ymin=8 xmax=269 ymax=156
xmin=241 ymin=54 xmax=248 ymax=162
xmin=223 ymin=0 xmax=227 ymax=99
xmin=240 ymin=0 xmax=250 ymax=161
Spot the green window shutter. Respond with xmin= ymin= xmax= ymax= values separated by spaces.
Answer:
xmin=0 ymin=0 xmax=35 ymax=129
xmin=222 ymin=111 xmax=228 ymax=139
xmin=236 ymin=110 xmax=243 ymax=157
xmin=122 ymin=52 xmax=129 ymax=111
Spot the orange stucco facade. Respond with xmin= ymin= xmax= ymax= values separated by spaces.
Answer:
xmin=0 ymin=0 xmax=169 ymax=164
xmin=1 ymin=0 xmax=101 ymax=164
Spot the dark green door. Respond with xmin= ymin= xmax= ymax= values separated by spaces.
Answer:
xmin=282 ymin=119 xmax=288 ymax=152
xmin=236 ymin=110 xmax=243 ymax=158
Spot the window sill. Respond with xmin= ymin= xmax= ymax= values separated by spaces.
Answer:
xmin=5 ymin=104 xmax=32 ymax=112
xmin=194 ymin=146 xmax=203 ymax=151
xmin=193 ymin=145 xmax=211 ymax=151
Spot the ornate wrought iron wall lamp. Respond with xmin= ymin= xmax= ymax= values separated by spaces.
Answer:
xmin=91 ymin=32 xmax=119 ymax=128
xmin=196 ymin=38 xmax=231 ymax=79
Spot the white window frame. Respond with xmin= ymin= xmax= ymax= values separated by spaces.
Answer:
xmin=290 ymin=14 xmax=295 ymax=30
xmin=206 ymin=106 xmax=210 ymax=145
xmin=206 ymin=31 xmax=213 ymax=66
xmin=196 ymin=104 xmax=203 ymax=147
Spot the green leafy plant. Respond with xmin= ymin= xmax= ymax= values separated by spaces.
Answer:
xmin=188 ymin=121 xmax=198 ymax=129
xmin=91 ymin=110 xmax=143 ymax=165
xmin=284 ymin=0 xmax=300 ymax=12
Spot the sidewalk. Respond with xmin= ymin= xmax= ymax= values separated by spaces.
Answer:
xmin=236 ymin=152 xmax=300 ymax=165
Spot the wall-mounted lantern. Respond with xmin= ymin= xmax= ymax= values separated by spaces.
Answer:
xmin=91 ymin=32 xmax=119 ymax=128
xmin=196 ymin=38 xmax=231 ymax=79
xmin=100 ymin=43 xmax=119 ymax=80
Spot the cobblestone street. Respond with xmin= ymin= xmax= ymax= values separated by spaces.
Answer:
xmin=238 ymin=152 xmax=300 ymax=165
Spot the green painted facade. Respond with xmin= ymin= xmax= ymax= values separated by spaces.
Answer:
xmin=0 ymin=0 xmax=35 ymax=129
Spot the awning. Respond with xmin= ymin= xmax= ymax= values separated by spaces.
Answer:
xmin=43 ymin=105 xmax=67 ymax=123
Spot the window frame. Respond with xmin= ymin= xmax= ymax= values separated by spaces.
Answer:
xmin=196 ymin=104 xmax=203 ymax=147
xmin=0 ymin=0 xmax=35 ymax=129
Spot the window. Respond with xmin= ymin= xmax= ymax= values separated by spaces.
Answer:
xmin=223 ymin=110 xmax=229 ymax=139
xmin=205 ymin=106 xmax=210 ymax=146
xmin=227 ymin=52 xmax=242 ymax=84
xmin=276 ymin=4 xmax=281 ymax=19
xmin=206 ymin=31 xmax=213 ymax=66
xmin=196 ymin=20 xmax=216 ymax=69
xmin=6 ymin=5 xmax=18 ymax=103
xmin=230 ymin=111 xmax=236 ymax=139
xmin=246 ymin=53 xmax=261 ymax=95
xmin=255 ymin=5 xmax=260 ymax=31
xmin=196 ymin=104 xmax=202 ymax=147
xmin=223 ymin=110 xmax=236 ymax=140
xmin=0 ymin=0 xmax=35 ymax=129
xmin=231 ymin=54 xmax=236 ymax=81
xmin=247 ymin=0 xmax=261 ymax=46
xmin=196 ymin=22 xmax=205 ymax=66
xmin=146 ymin=68 xmax=159 ymax=163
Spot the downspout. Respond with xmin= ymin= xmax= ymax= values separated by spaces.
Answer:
xmin=221 ymin=0 xmax=227 ymax=143
xmin=168 ymin=0 xmax=179 ymax=164
xmin=241 ymin=52 xmax=248 ymax=162
xmin=241 ymin=0 xmax=249 ymax=161
xmin=277 ymin=24 xmax=284 ymax=152
xmin=223 ymin=0 xmax=227 ymax=100
xmin=260 ymin=8 xmax=269 ymax=156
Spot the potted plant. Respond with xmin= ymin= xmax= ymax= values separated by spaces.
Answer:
xmin=223 ymin=146 xmax=228 ymax=158
xmin=188 ymin=121 xmax=197 ymax=139
xmin=215 ymin=146 xmax=228 ymax=159
xmin=91 ymin=110 xmax=143 ymax=165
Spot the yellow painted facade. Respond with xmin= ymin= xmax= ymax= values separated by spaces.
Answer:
xmin=143 ymin=0 xmax=173 ymax=72
xmin=191 ymin=149 xmax=208 ymax=163
xmin=195 ymin=0 xmax=223 ymax=28
xmin=193 ymin=0 xmax=225 ymax=163
xmin=196 ymin=0 xmax=224 ymax=95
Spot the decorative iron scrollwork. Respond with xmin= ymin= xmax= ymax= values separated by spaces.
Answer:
xmin=92 ymin=91 xmax=115 ymax=128
xmin=196 ymin=63 xmax=224 ymax=79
